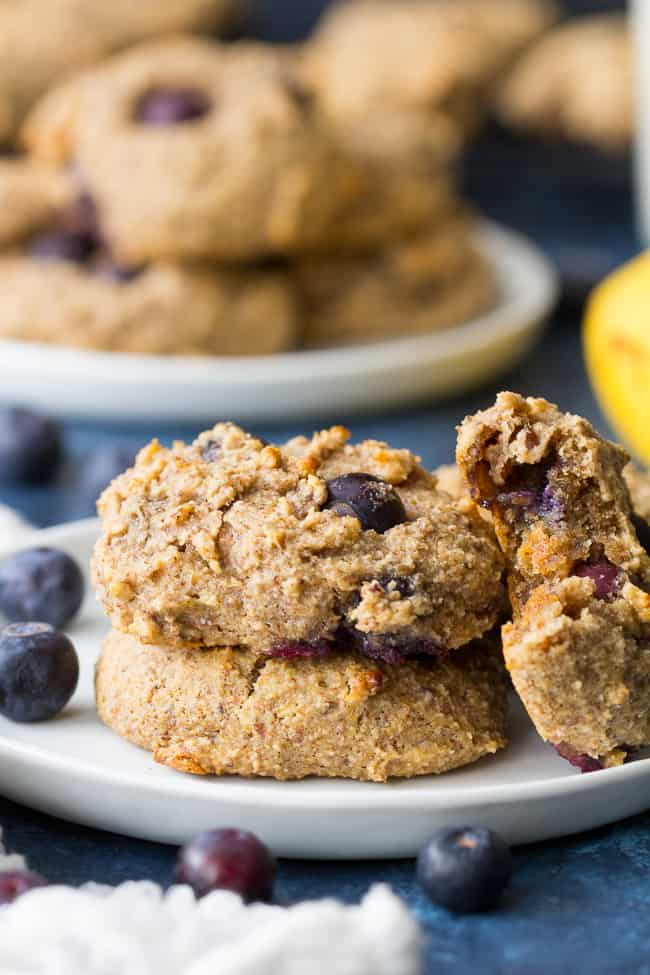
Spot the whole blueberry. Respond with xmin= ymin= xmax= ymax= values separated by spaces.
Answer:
xmin=80 ymin=444 xmax=137 ymax=513
xmin=0 ymin=547 xmax=84 ymax=628
xmin=175 ymin=828 xmax=276 ymax=902
xmin=0 ymin=870 xmax=47 ymax=905
xmin=0 ymin=408 xmax=63 ymax=484
xmin=325 ymin=473 xmax=407 ymax=534
xmin=0 ymin=623 xmax=79 ymax=722
xmin=30 ymin=230 xmax=96 ymax=264
xmin=417 ymin=826 xmax=512 ymax=913
xmin=136 ymin=87 xmax=211 ymax=125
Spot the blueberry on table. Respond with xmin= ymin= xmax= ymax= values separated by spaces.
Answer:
xmin=0 ymin=623 xmax=79 ymax=722
xmin=0 ymin=547 xmax=84 ymax=629
xmin=0 ymin=408 xmax=63 ymax=484
xmin=0 ymin=870 xmax=47 ymax=905
xmin=175 ymin=828 xmax=276 ymax=902
xmin=325 ymin=473 xmax=407 ymax=533
xmin=417 ymin=826 xmax=512 ymax=914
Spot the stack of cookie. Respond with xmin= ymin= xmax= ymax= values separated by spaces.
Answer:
xmin=0 ymin=0 xmax=556 ymax=357
xmin=92 ymin=424 xmax=508 ymax=781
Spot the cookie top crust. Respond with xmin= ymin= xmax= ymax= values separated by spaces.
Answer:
xmin=22 ymin=38 xmax=365 ymax=264
xmin=92 ymin=424 xmax=506 ymax=661
xmin=495 ymin=14 xmax=632 ymax=150
xmin=0 ymin=158 xmax=72 ymax=247
xmin=304 ymin=0 xmax=556 ymax=132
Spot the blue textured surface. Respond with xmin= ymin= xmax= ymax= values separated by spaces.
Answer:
xmin=3 ymin=1 xmax=649 ymax=971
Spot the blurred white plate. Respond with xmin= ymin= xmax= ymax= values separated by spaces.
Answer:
xmin=1 ymin=520 xmax=649 ymax=859
xmin=0 ymin=222 xmax=557 ymax=423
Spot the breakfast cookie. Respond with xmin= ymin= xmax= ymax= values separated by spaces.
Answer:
xmin=296 ymin=214 xmax=495 ymax=346
xmin=22 ymin=39 xmax=367 ymax=264
xmin=625 ymin=466 xmax=650 ymax=528
xmin=495 ymin=15 xmax=632 ymax=151
xmin=92 ymin=424 xmax=506 ymax=661
xmin=96 ymin=629 xmax=508 ymax=781
xmin=0 ymin=0 xmax=236 ymax=146
xmin=457 ymin=392 xmax=650 ymax=768
xmin=304 ymin=0 xmax=557 ymax=136
xmin=0 ymin=163 xmax=297 ymax=356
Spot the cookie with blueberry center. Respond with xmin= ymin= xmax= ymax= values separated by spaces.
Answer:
xmin=22 ymin=39 xmax=370 ymax=264
xmin=457 ymin=392 xmax=650 ymax=769
xmin=96 ymin=629 xmax=508 ymax=781
xmin=0 ymin=160 xmax=298 ymax=356
xmin=92 ymin=424 xmax=506 ymax=663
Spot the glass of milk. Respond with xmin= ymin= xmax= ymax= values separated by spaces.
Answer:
xmin=633 ymin=0 xmax=650 ymax=240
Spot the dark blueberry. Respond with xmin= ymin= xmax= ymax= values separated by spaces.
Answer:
xmin=353 ymin=630 xmax=445 ymax=665
xmin=0 ymin=623 xmax=79 ymax=722
xmin=80 ymin=444 xmax=137 ymax=512
xmin=325 ymin=473 xmax=406 ymax=534
xmin=632 ymin=513 xmax=650 ymax=556
xmin=266 ymin=638 xmax=333 ymax=660
xmin=58 ymin=193 xmax=102 ymax=244
xmin=573 ymin=561 xmax=623 ymax=601
xmin=0 ymin=547 xmax=84 ymax=628
xmin=0 ymin=408 xmax=63 ymax=484
xmin=136 ymin=87 xmax=211 ymax=125
xmin=553 ymin=742 xmax=604 ymax=773
xmin=417 ymin=826 xmax=512 ymax=914
xmin=0 ymin=870 xmax=47 ymax=905
xmin=175 ymin=828 xmax=275 ymax=902
xmin=30 ymin=230 xmax=96 ymax=264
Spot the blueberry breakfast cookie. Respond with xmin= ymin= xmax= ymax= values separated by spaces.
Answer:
xmin=296 ymin=213 xmax=495 ymax=346
xmin=303 ymin=0 xmax=556 ymax=138
xmin=22 ymin=39 xmax=366 ymax=265
xmin=457 ymin=392 xmax=650 ymax=769
xmin=0 ymin=0 xmax=236 ymax=146
xmin=96 ymin=630 xmax=508 ymax=781
xmin=0 ymin=162 xmax=297 ymax=356
xmin=92 ymin=424 xmax=506 ymax=662
xmin=495 ymin=15 xmax=632 ymax=151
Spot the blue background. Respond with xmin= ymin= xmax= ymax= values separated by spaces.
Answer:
xmin=3 ymin=1 xmax=648 ymax=972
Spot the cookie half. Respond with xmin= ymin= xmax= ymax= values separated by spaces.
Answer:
xmin=457 ymin=391 xmax=650 ymax=768
xmin=96 ymin=630 xmax=508 ymax=781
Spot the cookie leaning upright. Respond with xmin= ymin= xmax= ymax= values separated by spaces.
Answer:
xmin=92 ymin=424 xmax=506 ymax=663
xmin=22 ymin=39 xmax=365 ymax=264
xmin=457 ymin=392 xmax=650 ymax=769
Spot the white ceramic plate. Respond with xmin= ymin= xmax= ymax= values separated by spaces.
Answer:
xmin=0 ymin=223 xmax=558 ymax=424
xmin=1 ymin=521 xmax=649 ymax=858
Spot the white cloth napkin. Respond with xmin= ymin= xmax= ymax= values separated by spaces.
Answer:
xmin=0 ymin=830 xmax=421 ymax=975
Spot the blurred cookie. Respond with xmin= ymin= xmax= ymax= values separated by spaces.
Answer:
xmin=23 ymin=39 xmax=367 ymax=264
xmin=96 ymin=629 xmax=508 ymax=781
xmin=495 ymin=15 xmax=633 ymax=151
xmin=0 ymin=0 xmax=237 ymax=145
xmin=0 ymin=160 xmax=297 ymax=356
xmin=303 ymin=0 xmax=557 ymax=138
xmin=296 ymin=215 xmax=496 ymax=346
